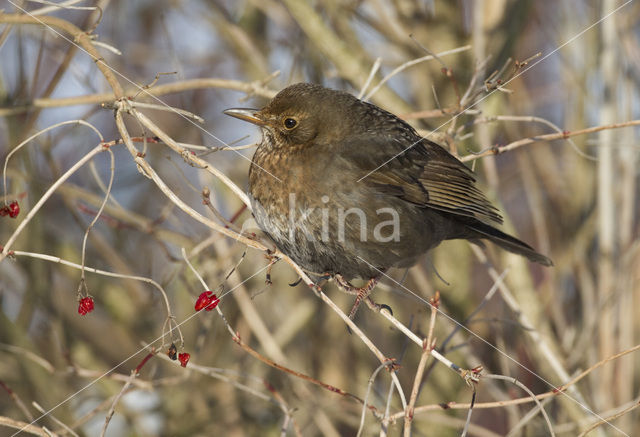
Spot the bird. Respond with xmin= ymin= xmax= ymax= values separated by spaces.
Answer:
xmin=224 ymin=83 xmax=552 ymax=318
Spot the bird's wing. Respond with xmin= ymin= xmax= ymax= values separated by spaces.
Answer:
xmin=344 ymin=136 xmax=503 ymax=224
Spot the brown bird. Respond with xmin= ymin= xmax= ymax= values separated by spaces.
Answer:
xmin=225 ymin=83 xmax=551 ymax=317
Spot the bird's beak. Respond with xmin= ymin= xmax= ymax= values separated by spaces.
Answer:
xmin=223 ymin=108 xmax=265 ymax=126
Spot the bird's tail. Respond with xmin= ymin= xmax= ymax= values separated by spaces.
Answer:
xmin=465 ymin=221 xmax=553 ymax=266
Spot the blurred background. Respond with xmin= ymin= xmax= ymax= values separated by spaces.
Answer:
xmin=0 ymin=0 xmax=638 ymax=435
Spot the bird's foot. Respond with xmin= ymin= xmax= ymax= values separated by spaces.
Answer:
xmin=333 ymin=274 xmax=380 ymax=319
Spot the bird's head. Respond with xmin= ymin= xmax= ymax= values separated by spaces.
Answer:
xmin=224 ymin=83 xmax=367 ymax=150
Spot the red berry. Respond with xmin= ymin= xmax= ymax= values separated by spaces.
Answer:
xmin=8 ymin=201 xmax=19 ymax=218
xmin=0 ymin=206 xmax=8 ymax=217
xmin=194 ymin=291 xmax=220 ymax=312
xmin=178 ymin=352 xmax=190 ymax=368
xmin=78 ymin=296 xmax=95 ymax=315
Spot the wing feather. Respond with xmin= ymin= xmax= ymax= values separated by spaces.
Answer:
xmin=342 ymin=134 xmax=503 ymax=224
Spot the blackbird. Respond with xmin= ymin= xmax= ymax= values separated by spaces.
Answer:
xmin=225 ymin=83 xmax=551 ymax=316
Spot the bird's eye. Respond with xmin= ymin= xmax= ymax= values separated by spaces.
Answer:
xmin=283 ymin=118 xmax=297 ymax=129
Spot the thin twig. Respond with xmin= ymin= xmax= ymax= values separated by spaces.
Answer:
xmin=0 ymin=12 xmax=124 ymax=97
xmin=0 ymin=416 xmax=53 ymax=437
xmin=486 ymin=374 xmax=555 ymax=437
xmin=1 ymin=144 xmax=106 ymax=262
xmin=403 ymin=292 xmax=439 ymax=436
xmin=3 ymin=120 xmax=103 ymax=204
xmin=462 ymin=119 xmax=640 ymax=162
xmin=357 ymin=361 xmax=390 ymax=437
xmin=31 ymin=402 xmax=79 ymax=437
xmin=576 ymin=401 xmax=640 ymax=437
xmin=473 ymin=114 xmax=597 ymax=160
xmin=364 ymin=46 xmax=471 ymax=100
xmin=10 ymin=250 xmax=175 ymax=323
xmin=358 ymin=57 xmax=382 ymax=99
xmin=79 ymin=147 xmax=114 ymax=282
xmin=100 ymin=350 xmax=156 ymax=437
xmin=0 ymin=380 xmax=34 ymax=422
xmin=388 ymin=343 xmax=640 ymax=421
xmin=0 ymin=77 xmax=278 ymax=116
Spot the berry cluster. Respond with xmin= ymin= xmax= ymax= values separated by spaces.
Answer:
xmin=77 ymin=296 xmax=95 ymax=315
xmin=167 ymin=343 xmax=190 ymax=368
xmin=0 ymin=201 xmax=19 ymax=218
xmin=194 ymin=291 xmax=220 ymax=312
